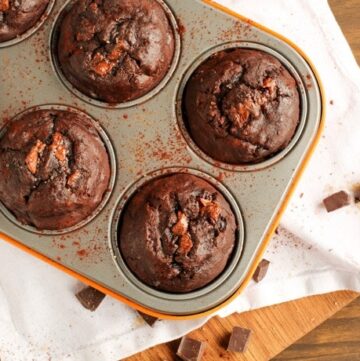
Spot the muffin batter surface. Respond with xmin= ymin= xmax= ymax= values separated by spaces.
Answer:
xmin=0 ymin=109 xmax=110 ymax=230
xmin=0 ymin=0 xmax=50 ymax=42
xmin=183 ymin=49 xmax=300 ymax=164
xmin=57 ymin=0 xmax=175 ymax=103
xmin=119 ymin=174 xmax=237 ymax=293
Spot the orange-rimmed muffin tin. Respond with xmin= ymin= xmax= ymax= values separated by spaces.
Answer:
xmin=0 ymin=0 xmax=325 ymax=319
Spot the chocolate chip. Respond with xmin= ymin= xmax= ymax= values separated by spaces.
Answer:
xmin=253 ymin=259 xmax=270 ymax=283
xmin=0 ymin=0 xmax=9 ymax=12
xmin=353 ymin=185 xmax=360 ymax=204
xmin=137 ymin=311 xmax=158 ymax=327
xmin=25 ymin=140 xmax=46 ymax=175
xmin=323 ymin=191 xmax=351 ymax=212
xmin=176 ymin=337 xmax=206 ymax=361
xmin=172 ymin=211 xmax=189 ymax=236
xmin=227 ymin=327 xmax=251 ymax=353
xmin=75 ymin=286 xmax=106 ymax=311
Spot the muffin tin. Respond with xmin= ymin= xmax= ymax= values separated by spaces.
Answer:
xmin=0 ymin=0 xmax=324 ymax=318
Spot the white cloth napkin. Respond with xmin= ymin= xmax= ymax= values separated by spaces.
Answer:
xmin=1 ymin=1 xmax=359 ymax=360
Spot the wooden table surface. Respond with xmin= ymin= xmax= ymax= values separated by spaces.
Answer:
xmin=126 ymin=1 xmax=360 ymax=360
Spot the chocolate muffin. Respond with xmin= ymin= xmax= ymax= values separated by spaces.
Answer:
xmin=57 ymin=0 xmax=175 ymax=103
xmin=183 ymin=49 xmax=300 ymax=164
xmin=0 ymin=109 xmax=111 ymax=230
xmin=0 ymin=0 xmax=50 ymax=43
xmin=119 ymin=174 xmax=237 ymax=293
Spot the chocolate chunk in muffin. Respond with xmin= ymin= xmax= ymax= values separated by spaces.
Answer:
xmin=0 ymin=0 xmax=50 ymax=43
xmin=0 ymin=109 xmax=111 ymax=230
xmin=183 ymin=49 xmax=300 ymax=164
xmin=57 ymin=0 xmax=175 ymax=103
xmin=119 ymin=173 xmax=237 ymax=293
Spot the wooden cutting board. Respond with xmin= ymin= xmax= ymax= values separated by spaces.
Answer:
xmin=125 ymin=1 xmax=360 ymax=360
xmin=126 ymin=291 xmax=358 ymax=361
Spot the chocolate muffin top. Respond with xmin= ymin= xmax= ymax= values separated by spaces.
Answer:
xmin=57 ymin=0 xmax=175 ymax=103
xmin=0 ymin=109 xmax=110 ymax=230
xmin=183 ymin=49 xmax=300 ymax=164
xmin=119 ymin=173 xmax=237 ymax=293
xmin=0 ymin=0 xmax=50 ymax=43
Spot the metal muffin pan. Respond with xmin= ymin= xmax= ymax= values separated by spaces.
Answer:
xmin=0 ymin=0 xmax=323 ymax=317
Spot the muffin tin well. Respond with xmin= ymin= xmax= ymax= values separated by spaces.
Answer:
xmin=176 ymin=41 xmax=308 ymax=172
xmin=0 ymin=105 xmax=117 ymax=235
xmin=0 ymin=0 xmax=323 ymax=318
xmin=50 ymin=0 xmax=181 ymax=108
xmin=0 ymin=0 xmax=55 ymax=48
xmin=110 ymin=167 xmax=244 ymax=300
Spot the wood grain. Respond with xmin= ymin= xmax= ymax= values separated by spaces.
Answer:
xmin=274 ymin=296 xmax=360 ymax=361
xmin=329 ymin=0 xmax=360 ymax=63
xmin=125 ymin=2 xmax=360 ymax=360
xmin=126 ymin=292 xmax=359 ymax=361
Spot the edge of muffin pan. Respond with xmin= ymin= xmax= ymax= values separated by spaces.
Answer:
xmin=109 ymin=167 xmax=245 ymax=300
xmin=0 ymin=0 xmax=55 ymax=48
xmin=0 ymin=104 xmax=117 ymax=236
xmin=49 ymin=0 xmax=182 ymax=109
xmin=176 ymin=41 xmax=308 ymax=172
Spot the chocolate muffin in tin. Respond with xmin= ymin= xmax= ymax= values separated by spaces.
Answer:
xmin=183 ymin=49 xmax=300 ymax=164
xmin=119 ymin=173 xmax=237 ymax=293
xmin=0 ymin=109 xmax=110 ymax=230
xmin=57 ymin=0 xmax=175 ymax=103
xmin=0 ymin=0 xmax=50 ymax=43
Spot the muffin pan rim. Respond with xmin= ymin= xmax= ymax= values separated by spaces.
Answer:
xmin=0 ymin=0 xmax=56 ymax=49
xmin=0 ymin=104 xmax=117 ymax=235
xmin=109 ymin=167 xmax=245 ymax=301
xmin=176 ymin=41 xmax=308 ymax=172
xmin=49 ymin=0 xmax=182 ymax=109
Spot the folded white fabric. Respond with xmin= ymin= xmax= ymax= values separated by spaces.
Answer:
xmin=0 ymin=1 xmax=359 ymax=360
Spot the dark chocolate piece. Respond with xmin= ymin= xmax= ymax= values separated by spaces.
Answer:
xmin=138 ymin=311 xmax=158 ymax=327
xmin=176 ymin=337 xmax=206 ymax=361
xmin=253 ymin=259 xmax=270 ymax=283
xmin=323 ymin=191 xmax=351 ymax=212
xmin=353 ymin=185 xmax=360 ymax=204
xmin=76 ymin=286 xmax=106 ymax=311
xmin=227 ymin=327 xmax=251 ymax=353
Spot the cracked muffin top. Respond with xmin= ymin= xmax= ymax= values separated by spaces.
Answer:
xmin=57 ymin=0 xmax=175 ymax=104
xmin=0 ymin=0 xmax=50 ymax=43
xmin=0 ymin=109 xmax=110 ymax=230
xmin=183 ymin=49 xmax=300 ymax=164
xmin=119 ymin=173 xmax=237 ymax=293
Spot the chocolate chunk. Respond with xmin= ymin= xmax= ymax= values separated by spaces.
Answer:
xmin=227 ymin=327 xmax=251 ymax=353
xmin=178 ymin=233 xmax=193 ymax=255
xmin=323 ymin=191 xmax=351 ymax=212
xmin=0 ymin=0 xmax=9 ymax=12
xmin=172 ymin=211 xmax=189 ymax=236
xmin=353 ymin=185 xmax=360 ymax=204
xmin=253 ymin=259 xmax=270 ymax=283
xmin=176 ymin=337 xmax=206 ymax=361
xmin=199 ymin=198 xmax=221 ymax=224
xmin=75 ymin=286 xmax=106 ymax=311
xmin=25 ymin=140 xmax=46 ymax=174
xmin=138 ymin=311 xmax=158 ymax=327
